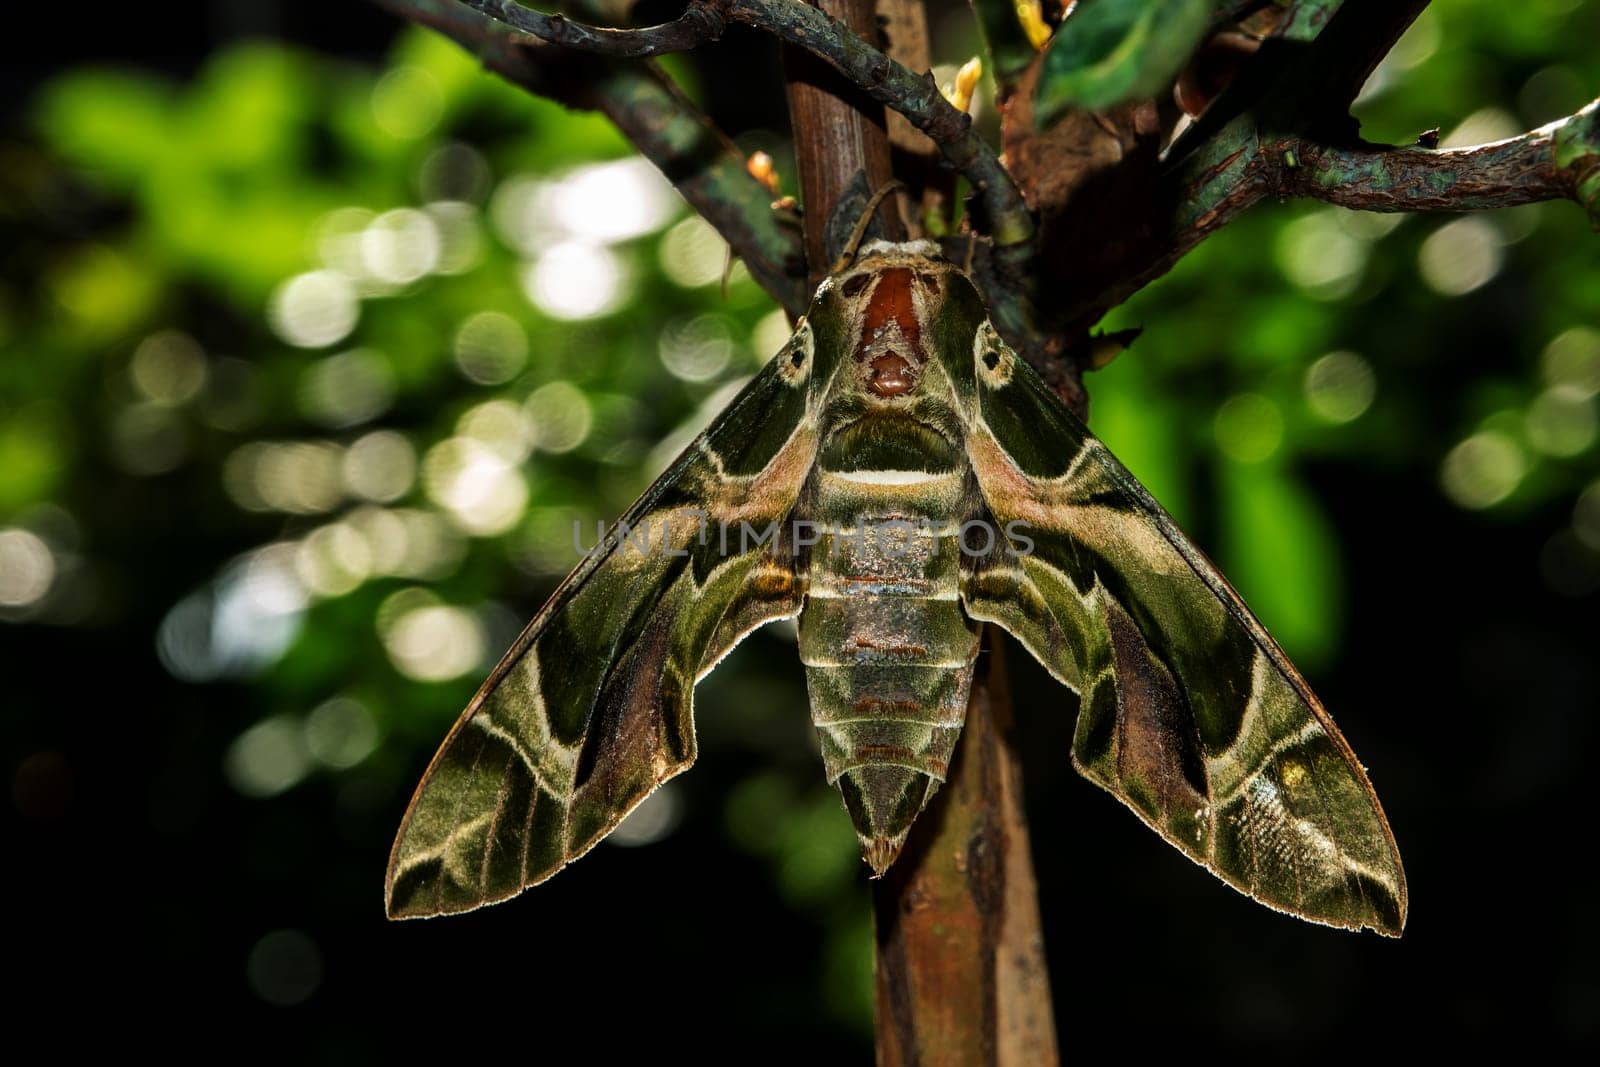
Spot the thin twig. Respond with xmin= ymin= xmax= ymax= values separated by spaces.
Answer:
xmin=1047 ymin=1 xmax=1600 ymax=333
xmin=372 ymin=0 xmax=809 ymax=315
xmin=1289 ymin=105 xmax=1600 ymax=217
xmin=1068 ymin=97 xmax=1600 ymax=331
xmin=455 ymin=0 xmax=1036 ymax=249
xmin=459 ymin=0 xmax=728 ymax=56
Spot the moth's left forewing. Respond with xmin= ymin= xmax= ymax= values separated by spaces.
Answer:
xmin=956 ymin=321 xmax=1407 ymax=936
xmin=386 ymin=326 xmax=821 ymax=919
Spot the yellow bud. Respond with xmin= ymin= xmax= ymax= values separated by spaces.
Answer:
xmin=942 ymin=57 xmax=984 ymax=114
xmin=1017 ymin=0 xmax=1053 ymax=50
xmin=746 ymin=151 xmax=780 ymax=196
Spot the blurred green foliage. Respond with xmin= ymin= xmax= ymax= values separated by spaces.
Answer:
xmin=2 ymin=0 xmax=1599 ymax=1036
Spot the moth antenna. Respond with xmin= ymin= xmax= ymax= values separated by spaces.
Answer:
xmin=831 ymin=179 xmax=907 ymax=274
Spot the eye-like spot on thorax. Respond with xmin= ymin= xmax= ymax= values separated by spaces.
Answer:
xmin=841 ymin=274 xmax=872 ymax=299
xmin=973 ymin=321 xmax=1015 ymax=388
xmin=915 ymin=271 xmax=941 ymax=294
xmin=780 ymin=319 xmax=814 ymax=385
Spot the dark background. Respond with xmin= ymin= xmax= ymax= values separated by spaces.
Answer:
xmin=5 ymin=0 xmax=1598 ymax=1055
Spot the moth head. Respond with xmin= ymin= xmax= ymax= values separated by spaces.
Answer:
xmin=823 ymin=246 xmax=954 ymax=403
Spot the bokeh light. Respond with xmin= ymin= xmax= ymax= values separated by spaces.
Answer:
xmin=751 ymin=307 xmax=795 ymax=361
xmin=1440 ymin=431 xmax=1526 ymax=509
xmin=425 ymin=200 xmax=484 ymax=275
xmin=525 ymin=381 xmax=592 ymax=454
xmin=458 ymin=399 xmax=535 ymax=462
xmin=659 ymin=216 xmax=728 ymax=288
xmin=378 ymin=588 xmax=486 ymax=682
xmin=0 ymin=528 xmax=55 ymax=608
xmin=1540 ymin=530 xmax=1600 ymax=597
xmin=304 ymin=696 xmax=380 ymax=770
xmin=298 ymin=348 xmax=395 ymax=428
xmin=224 ymin=441 xmax=345 ymax=514
xmin=269 ymin=270 xmax=359 ymax=348
xmin=157 ymin=544 xmax=308 ymax=681
xmin=608 ymin=783 xmax=684 ymax=847
xmin=1525 ymin=386 xmax=1598 ymax=457
xmin=1276 ymin=211 xmax=1367 ymax=299
xmin=342 ymin=430 xmax=416 ymax=503
xmin=539 ymin=158 xmax=678 ymax=245
xmin=294 ymin=521 xmax=374 ymax=598
xmin=453 ymin=309 xmax=529 ymax=385
xmin=524 ymin=241 xmax=627 ymax=320
xmin=343 ymin=505 xmax=465 ymax=580
xmin=660 ymin=314 xmax=735 ymax=382
xmin=370 ymin=65 xmax=443 ymax=140
xmin=130 ymin=330 xmax=207 ymax=405
xmin=423 ymin=436 xmax=528 ymax=535
xmin=1418 ymin=218 xmax=1504 ymax=296
xmin=226 ymin=715 xmax=310 ymax=797
xmin=246 ymin=929 xmax=323 ymax=1007
xmin=1214 ymin=394 xmax=1285 ymax=463
xmin=110 ymin=402 xmax=187 ymax=475
xmin=418 ymin=141 xmax=491 ymax=203
xmin=1542 ymin=327 xmax=1600 ymax=397
xmin=360 ymin=208 xmax=442 ymax=285
xmin=315 ymin=207 xmax=377 ymax=280
xmin=1304 ymin=350 xmax=1377 ymax=423
xmin=1573 ymin=480 xmax=1600 ymax=550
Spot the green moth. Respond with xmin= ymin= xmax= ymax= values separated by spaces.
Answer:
xmin=386 ymin=240 xmax=1406 ymax=936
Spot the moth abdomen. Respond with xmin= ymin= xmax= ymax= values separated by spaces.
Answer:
xmin=797 ymin=502 xmax=980 ymax=874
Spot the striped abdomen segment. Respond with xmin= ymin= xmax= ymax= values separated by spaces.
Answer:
xmin=796 ymin=468 xmax=980 ymax=872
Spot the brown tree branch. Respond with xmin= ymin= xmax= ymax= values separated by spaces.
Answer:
xmin=783 ymin=0 xmax=902 ymax=286
xmin=876 ymin=0 xmax=946 ymax=238
xmin=371 ymin=0 xmax=810 ymax=316
xmin=874 ymin=631 xmax=1057 ymax=1067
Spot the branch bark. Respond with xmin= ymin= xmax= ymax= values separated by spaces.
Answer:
xmin=459 ymin=0 xmax=729 ymax=56
xmin=873 ymin=631 xmax=1057 ymax=1067
xmin=1289 ymin=104 xmax=1600 ymax=217
xmin=783 ymin=0 xmax=902 ymax=285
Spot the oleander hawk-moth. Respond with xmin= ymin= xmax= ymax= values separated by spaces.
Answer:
xmin=386 ymin=240 xmax=1407 ymax=936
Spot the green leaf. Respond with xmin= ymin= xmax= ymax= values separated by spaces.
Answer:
xmin=1033 ymin=0 xmax=1211 ymax=124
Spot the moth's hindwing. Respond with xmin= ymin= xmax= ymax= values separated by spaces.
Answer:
xmin=385 ymin=325 xmax=820 ymax=918
xmin=959 ymin=322 xmax=1407 ymax=936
